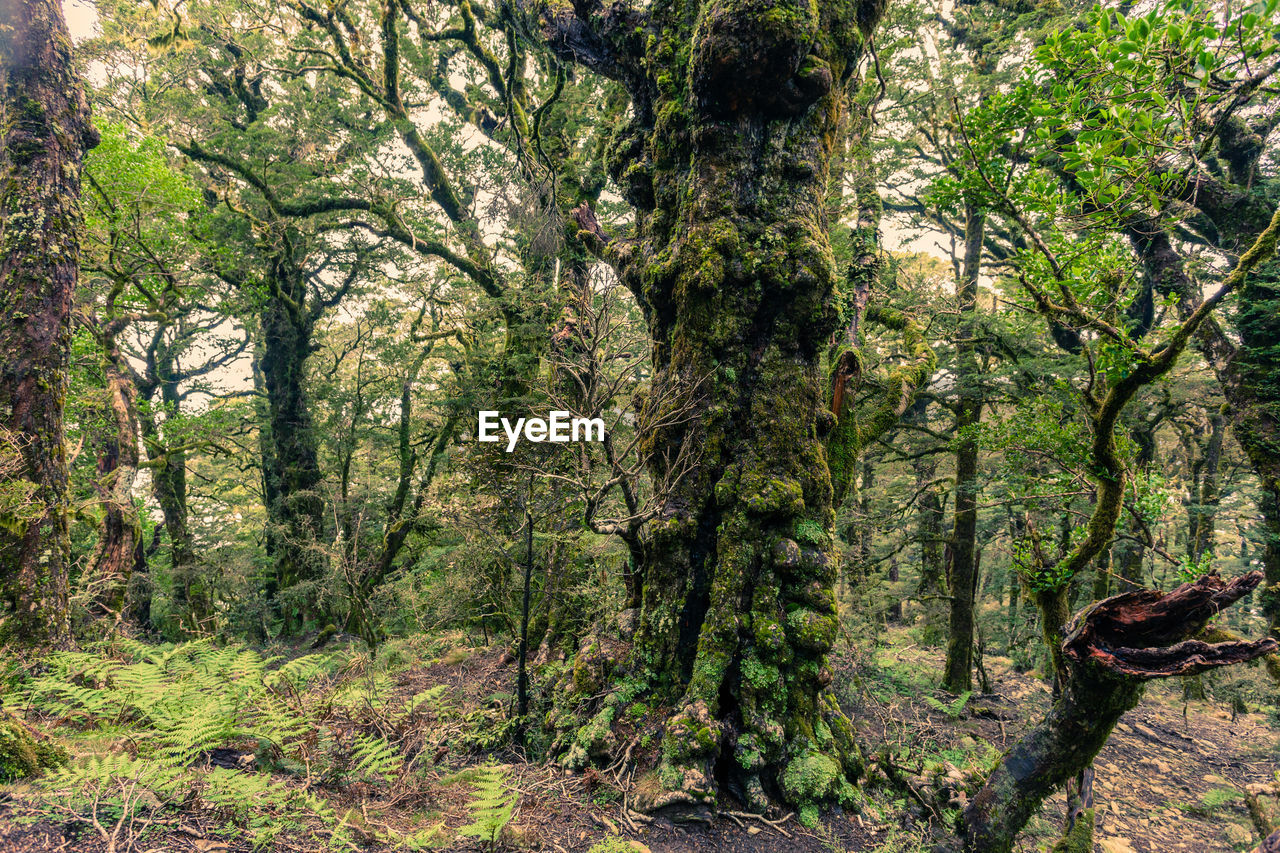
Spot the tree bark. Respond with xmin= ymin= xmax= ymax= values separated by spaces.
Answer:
xmin=0 ymin=0 xmax=97 ymax=646
xmin=86 ymin=331 xmax=141 ymax=619
xmin=963 ymin=573 xmax=1277 ymax=853
xmin=137 ymin=337 xmax=208 ymax=634
xmin=536 ymin=0 xmax=894 ymax=820
xmin=943 ymin=204 xmax=984 ymax=694
xmin=257 ymin=283 xmax=326 ymax=634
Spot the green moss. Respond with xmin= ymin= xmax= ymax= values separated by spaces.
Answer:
xmin=0 ymin=719 xmax=67 ymax=783
xmin=564 ymin=706 xmax=617 ymax=769
xmin=741 ymin=654 xmax=780 ymax=690
xmin=1049 ymin=809 xmax=1094 ymax=853
xmin=786 ymin=608 xmax=837 ymax=653
xmin=587 ymin=836 xmax=643 ymax=853
xmin=779 ymin=748 xmax=855 ymax=826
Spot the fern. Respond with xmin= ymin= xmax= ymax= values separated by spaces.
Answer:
xmin=348 ymin=733 xmax=403 ymax=783
xmin=457 ymin=763 xmax=517 ymax=849
xmin=398 ymin=685 xmax=448 ymax=722
xmin=202 ymin=766 xmax=292 ymax=821
xmin=2 ymin=639 xmax=444 ymax=850
xmin=925 ymin=691 xmax=972 ymax=720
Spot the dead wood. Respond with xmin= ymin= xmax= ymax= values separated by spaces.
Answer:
xmin=962 ymin=572 xmax=1277 ymax=853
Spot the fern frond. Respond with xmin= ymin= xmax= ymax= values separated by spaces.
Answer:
xmin=457 ymin=763 xmax=516 ymax=847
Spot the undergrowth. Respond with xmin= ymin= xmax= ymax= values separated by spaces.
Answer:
xmin=0 ymin=638 xmax=476 ymax=849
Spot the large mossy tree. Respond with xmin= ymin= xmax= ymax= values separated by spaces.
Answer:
xmin=0 ymin=0 xmax=97 ymax=646
xmin=532 ymin=0 xmax=930 ymax=818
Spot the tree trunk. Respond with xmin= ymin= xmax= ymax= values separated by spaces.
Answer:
xmin=962 ymin=573 xmax=1276 ymax=853
xmin=943 ymin=204 xmax=984 ymax=694
xmin=0 ymin=0 xmax=96 ymax=646
xmin=1091 ymin=545 xmax=1111 ymax=602
xmin=538 ymin=0 xmax=890 ymax=820
xmin=86 ymin=334 xmax=141 ymax=619
xmin=138 ymin=341 xmax=208 ymax=634
xmin=258 ymin=285 xmax=325 ymax=634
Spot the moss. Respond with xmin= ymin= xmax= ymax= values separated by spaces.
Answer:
xmin=1050 ymin=809 xmax=1094 ymax=853
xmin=743 ymin=477 xmax=805 ymax=516
xmin=786 ymin=608 xmax=837 ymax=653
xmin=778 ymin=748 xmax=855 ymax=827
xmin=587 ymin=837 xmax=645 ymax=853
xmin=0 ymin=718 xmax=67 ymax=783
xmin=564 ymin=706 xmax=617 ymax=769
xmin=741 ymin=654 xmax=780 ymax=690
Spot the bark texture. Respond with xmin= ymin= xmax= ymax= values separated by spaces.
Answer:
xmin=963 ymin=573 xmax=1277 ymax=853
xmin=0 ymin=0 xmax=97 ymax=645
xmin=258 ymin=283 xmax=326 ymax=633
xmin=942 ymin=203 xmax=983 ymax=694
xmin=86 ymin=332 xmax=141 ymax=618
xmin=537 ymin=0 xmax=895 ymax=821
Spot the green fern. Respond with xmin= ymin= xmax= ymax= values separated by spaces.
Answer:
xmin=201 ymin=766 xmax=292 ymax=821
xmin=457 ymin=763 xmax=516 ymax=849
xmin=925 ymin=691 xmax=972 ymax=720
xmin=348 ymin=733 xmax=403 ymax=783
xmin=398 ymin=685 xmax=448 ymax=722
xmin=4 ymin=640 xmax=380 ymax=849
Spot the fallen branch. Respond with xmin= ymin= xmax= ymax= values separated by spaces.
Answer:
xmin=962 ymin=573 xmax=1277 ymax=853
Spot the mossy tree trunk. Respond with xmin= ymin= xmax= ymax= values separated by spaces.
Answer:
xmin=0 ymin=0 xmax=96 ymax=646
xmin=943 ymin=203 xmax=984 ymax=694
xmin=137 ymin=336 xmax=209 ymax=634
xmin=257 ymin=268 xmax=327 ymax=635
xmin=534 ymin=0 xmax=904 ymax=819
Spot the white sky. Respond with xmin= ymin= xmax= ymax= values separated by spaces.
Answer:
xmin=64 ymin=0 xmax=98 ymax=41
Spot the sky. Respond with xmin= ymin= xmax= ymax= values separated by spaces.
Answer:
xmin=64 ymin=0 xmax=98 ymax=42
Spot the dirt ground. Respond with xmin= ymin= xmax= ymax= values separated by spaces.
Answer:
xmin=0 ymin=631 xmax=1275 ymax=853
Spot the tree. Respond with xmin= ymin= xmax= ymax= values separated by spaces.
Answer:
xmin=941 ymin=203 xmax=984 ymax=693
xmin=934 ymin=3 xmax=1280 ymax=846
xmin=0 ymin=0 xmax=98 ymax=645
xmin=531 ymin=0 xmax=933 ymax=820
xmin=77 ymin=122 xmax=249 ymax=634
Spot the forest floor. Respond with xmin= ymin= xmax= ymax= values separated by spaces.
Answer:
xmin=0 ymin=627 xmax=1276 ymax=853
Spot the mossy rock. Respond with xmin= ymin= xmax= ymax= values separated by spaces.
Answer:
xmin=0 ymin=717 xmax=67 ymax=783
